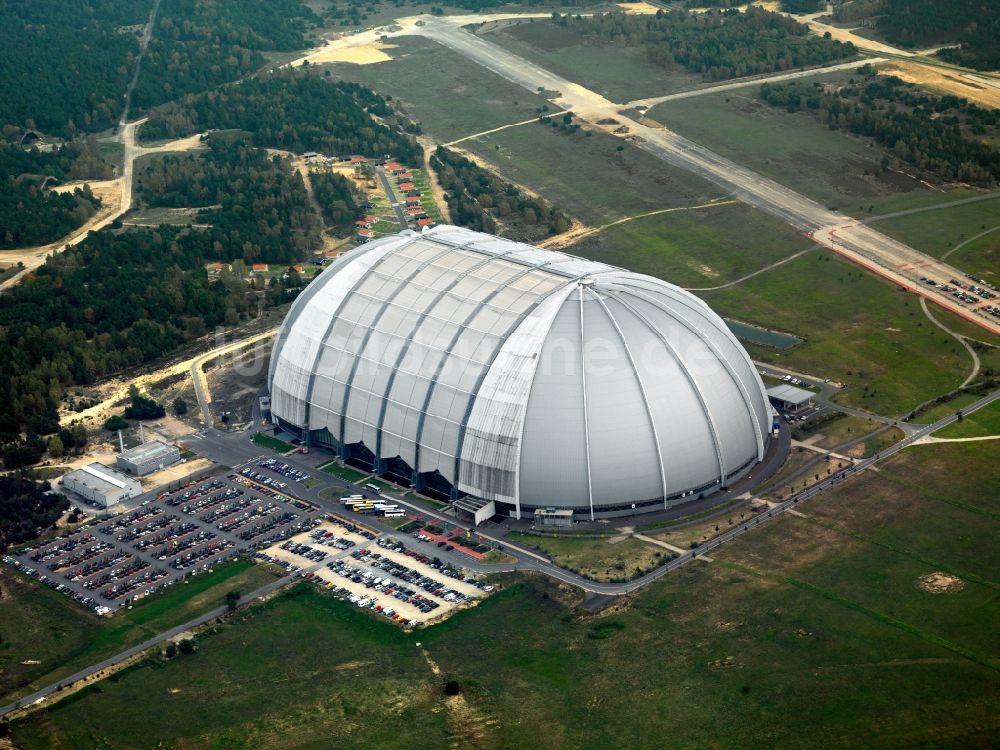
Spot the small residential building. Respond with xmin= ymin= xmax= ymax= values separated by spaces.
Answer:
xmin=397 ymin=172 xmax=413 ymax=182
xmin=357 ymin=229 xmax=374 ymax=242
xmin=405 ymin=196 xmax=421 ymax=206
xmin=766 ymin=384 xmax=815 ymax=413
xmin=417 ymin=217 xmax=435 ymax=228
xmin=251 ymin=263 xmax=269 ymax=273
xmin=62 ymin=463 xmax=142 ymax=507
xmin=324 ymin=250 xmax=340 ymax=259
xmin=398 ymin=181 xmax=415 ymax=191
xmin=116 ymin=440 xmax=181 ymax=477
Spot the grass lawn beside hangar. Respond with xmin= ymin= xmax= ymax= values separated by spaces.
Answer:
xmin=11 ymin=441 xmax=999 ymax=749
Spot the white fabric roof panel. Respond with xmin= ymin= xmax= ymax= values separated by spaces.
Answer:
xmin=269 ymin=226 xmax=771 ymax=516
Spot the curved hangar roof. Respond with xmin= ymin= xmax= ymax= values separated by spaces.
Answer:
xmin=269 ymin=226 xmax=770 ymax=518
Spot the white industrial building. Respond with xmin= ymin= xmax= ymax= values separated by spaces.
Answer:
xmin=116 ymin=440 xmax=180 ymax=476
xmin=268 ymin=226 xmax=771 ymax=520
xmin=61 ymin=462 xmax=142 ymax=507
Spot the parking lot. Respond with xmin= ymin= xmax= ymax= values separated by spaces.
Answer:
xmin=4 ymin=471 xmax=322 ymax=615
xmin=256 ymin=515 xmax=492 ymax=628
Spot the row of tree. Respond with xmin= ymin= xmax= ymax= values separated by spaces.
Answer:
xmin=559 ymin=8 xmax=856 ymax=82
xmin=0 ymin=0 xmax=147 ymax=136
xmin=758 ymin=70 xmax=1000 ymax=186
xmin=0 ymin=137 xmax=116 ymax=248
xmin=140 ymin=74 xmax=422 ymax=164
xmin=136 ymin=137 xmax=323 ymax=261
xmin=0 ymin=473 xmax=68 ymax=553
xmin=431 ymin=146 xmax=571 ymax=243
xmin=132 ymin=0 xmax=321 ymax=111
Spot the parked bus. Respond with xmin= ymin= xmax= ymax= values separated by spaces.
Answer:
xmin=364 ymin=483 xmax=381 ymax=495
xmin=383 ymin=510 xmax=405 ymax=518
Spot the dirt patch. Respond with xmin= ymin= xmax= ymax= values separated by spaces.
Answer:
xmin=617 ymin=2 xmax=662 ymax=13
xmin=708 ymin=655 xmax=738 ymax=669
xmin=298 ymin=41 xmax=398 ymax=66
xmin=877 ymin=61 xmax=1000 ymax=110
xmin=335 ymin=659 xmax=374 ymax=672
xmin=917 ymin=572 xmax=966 ymax=594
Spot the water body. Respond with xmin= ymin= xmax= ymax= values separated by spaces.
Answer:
xmin=724 ymin=319 xmax=801 ymax=349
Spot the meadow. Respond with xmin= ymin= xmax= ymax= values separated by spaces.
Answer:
xmin=12 ymin=441 xmax=999 ymax=748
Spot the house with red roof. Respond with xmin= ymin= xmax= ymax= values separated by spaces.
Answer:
xmin=416 ymin=217 xmax=435 ymax=228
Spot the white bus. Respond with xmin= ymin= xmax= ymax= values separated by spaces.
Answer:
xmin=383 ymin=510 xmax=405 ymax=518
xmin=364 ymin=483 xmax=381 ymax=495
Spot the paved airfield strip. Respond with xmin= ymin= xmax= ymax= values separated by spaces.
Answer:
xmin=406 ymin=17 xmax=1000 ymax=337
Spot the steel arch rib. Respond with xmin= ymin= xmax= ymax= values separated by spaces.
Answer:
xmin=269 ymin=242 xmax=384 ymax=393
xmin=451 ymin=270 xmax=619 ymax=497
xmin=589 ymin=290 xmax=669 ymax=508
xmin=579 ymin=287 xmax=595 ymax=521
xmin=298 ymin=239 xmax=407 ymax=436
xmin=335 ymin=244 xmax=457 ymax=444
xmin=618 ymin=284 xmax=767 ymax=463
xmin=411 ymin=258 xmax=557 ymax=474
xmin=372 ymin=250 xmax=518 ymax=460
xmin=618 ymin=277 xmax=768 ymax=457
xmin=606 ymin=289 xmax=729 ymax=487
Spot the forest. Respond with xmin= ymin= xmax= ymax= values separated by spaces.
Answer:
xmin=136 ymin=138 xmax=322 ymax=261
xmin=0 ymin=136 xmax=320 ymax=444
xmin=132 ymin=0 xmax=321 ymax=110
xmin=560 ymin=8 xmax=856 ymax=81
xmin=830 ymin=0 xmax=998 ymax=70
xmin=759 ymin=68 xmax=1000 ymax=186
xmin=431 ymin=146 xmax=570 ymax=243
xmin=0 ymin=473 xmax=68 ymax=553
xmin=0 ymin=0 xmax=148 ymax=136
xmin=141 ymin=74 xmax=422 ymax=164
xmin=0 ymin=139 xmax=114 ymax=249
xmin=310 ymin=171 xmax=361 ymax=233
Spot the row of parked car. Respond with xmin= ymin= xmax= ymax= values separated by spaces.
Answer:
xmin=326 ymin=559 xmax=440 ymax=617
xmin=4 ymin=555 xmax=114 ymax=615
xmin=308 ymin=528 xmax=356 ymax=551
xmin=257 ymin=458 xmax=311 ymax=484
xmin=350 ymin=548 xmax=471 ymax=604
xmin=162 ymin=478 xmax=227 ymax=507
xmin=278 ymin=540 xmax=329 ymax=563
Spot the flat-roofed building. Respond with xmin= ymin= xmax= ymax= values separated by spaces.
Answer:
xmin=116 ymin=440 xmax=181 ymax=476
xmin=62 ymin=463 xmax=142 ymax=507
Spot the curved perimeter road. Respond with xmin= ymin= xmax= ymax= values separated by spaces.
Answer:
xmin=5 ymin=388 xmax=997 ymax=720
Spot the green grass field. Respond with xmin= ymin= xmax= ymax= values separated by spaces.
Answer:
xmin=872 ymin=196 xmax=1000 ymax=281
xmin=648 ymin=89 xmax=942 ymax=214
xmin=0 ymin=560 xmax=277 ymax=704
xmin=320 ymin=461 xmax=371 ymax=483
xmin=568 ymin=201 xmax=811 ymax=288
xmin=486 ymin=20 xmax=703 ymax=103
xmin=10 ymin=440 xmax=999 ymax=748
xmin=935 ymin=398 xmax=1000 ymax=438
xmin=700 ymin=253 xmax=971 ymax=416
xmin=506 ymin=531 xmax=667 ymax=581
xmin=252 ymin=431 xmax=295 ymax=453
xmin=318 ymin=36 xmax=555 ymax=143
xmin=464 ymin=123 xmax=722 ymax=225
xmin=11 ymin=585 xmax=447 ymax=749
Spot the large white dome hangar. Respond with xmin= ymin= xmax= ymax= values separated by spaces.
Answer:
xmin=267 ymin=225 xmax=772 ymax=520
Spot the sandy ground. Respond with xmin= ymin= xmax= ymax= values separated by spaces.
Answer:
xmin=0 ymin=122 xmax=207 ymax=291
xmin=615 ymin=2 xmax=661 ymax=13
xmin=877 ymin=60 xmax=1000 ymax=110
xmin=917 ymin=572 xmax=965 ymax=594
xmin=61 ymin=327 xmax=276 ymax=429
xmin=0 ymin=180 xmax=123 ymax=273
xmin=295 ymin=40 xmax=399 ymax=66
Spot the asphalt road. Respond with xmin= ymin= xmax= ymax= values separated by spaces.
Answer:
xmin=376 ymin=166 xmax=410 ymax=230
xmin=6 ymin=388 xmax=995 ymax=719
xmin=0 ymin=572 xmax=293 ymax=718
xmin=411 ymin=17 xmax=1000 ymax=336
